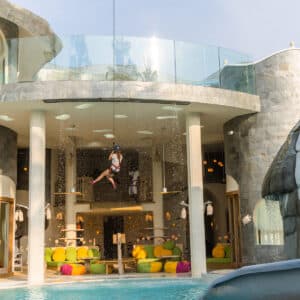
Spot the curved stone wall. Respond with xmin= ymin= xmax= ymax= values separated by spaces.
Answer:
xmin=0 ymin=125 xmax=17 ymax=198
xmin=224 ymin=49 xmax=300 ymax=264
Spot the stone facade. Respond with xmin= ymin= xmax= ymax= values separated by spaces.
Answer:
xmin=224 ymin=49 xmax=300 ymax=264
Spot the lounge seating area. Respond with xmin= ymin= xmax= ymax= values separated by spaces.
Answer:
xmin=132 ymin=240 xmax=191 ymax=274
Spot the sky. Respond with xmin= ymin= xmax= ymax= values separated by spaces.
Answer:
xmin=10 ymin=0 xmax=300 ymax=59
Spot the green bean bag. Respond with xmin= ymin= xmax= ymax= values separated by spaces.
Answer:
xmin=90 ymin=263 xmax=106 ymax=274
xmin=66 ymin=247 xmax=77 ymax=262
xmin=143 ymin=245 xmax=155 ymax=258
xmin=45 ymin=248 xmax=53 ymax=263
xmin=163 ymin=240 xmax=175 ymax=250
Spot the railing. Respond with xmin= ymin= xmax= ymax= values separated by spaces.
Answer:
xmin=3 ymin=35 xmax=256 ymax=94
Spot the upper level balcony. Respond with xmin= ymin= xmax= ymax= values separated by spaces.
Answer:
xmin=1 ymin=35 xmax=256 ymax=95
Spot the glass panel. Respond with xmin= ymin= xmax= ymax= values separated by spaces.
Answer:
xmin=219 ymin=47 xmax=256 ymax=94
xmin=0 ymin=202 xmax=9 ymax=270
xmin=175 ymin=41 xmax=219 ymax=87
xmin=4 ymin=35 xmax=256 ymax=94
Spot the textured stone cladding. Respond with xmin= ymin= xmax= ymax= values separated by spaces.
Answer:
xmin=224 ymin=49 xmax=300 ymax=264
xmin=0 ymin=125 xmax=17 ymax=182
xmin=262 ymin=121 xmax=300 ymax=258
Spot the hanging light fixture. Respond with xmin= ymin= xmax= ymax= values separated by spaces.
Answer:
xmin=179 ymin=200 xmax=189 ymax=220
xmin=205 ymin=201 xmax=214 ymax=216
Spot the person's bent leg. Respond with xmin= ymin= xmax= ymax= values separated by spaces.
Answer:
xmin=92 ymin=169 xmax=110 ymax=184
xmin=107 ymin=176 xmax=117 ymax=190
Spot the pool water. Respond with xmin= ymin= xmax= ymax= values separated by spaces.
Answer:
xmin=0 ymin=278 xmax=209 ymax=300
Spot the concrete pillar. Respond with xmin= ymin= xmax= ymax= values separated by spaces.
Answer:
xmin=65 ymin=137 xmax=77 ymax=246
xmin=28 ymin=111 xmax=46 ymax=285
xmin=151 ymin=158 xmax=164 ymax=241
xmin=186 ymin=113 xmax=206 ymax=277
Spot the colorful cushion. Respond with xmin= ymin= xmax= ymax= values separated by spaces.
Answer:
xmin=132 ymin=246 xmax=143 ymax=258
xmin=45 ymin=248 xmax=53 ymax=263
xmin=77 ymin=247 xmax=88 ymax=259
xmin=153 ymin=245 xmax=164 ymax=258
xmin=70 ymin=264 xmax=86 ymax=275
xmin=172 ymin=247 xmax=182 ymax=257
xmin=161 ymin=249 xmax=173 ymax=257
xmin=143 ymin=245 xmax=154 ymax=258
xmin=137 ymin=261 xmax=162 ymax=273
xmin=52 ymin=248 xmax=66 ymax=262
xmin=164 ymin=261 xmax=178 ymax=273
xmin=163 ymin=240 xmax=175 ymax=250
xmin=132 ymin=246 xmax=147 ymax=259
xmin=90 ymin=263 xmax=106 ymax=274
xmin=60 ymin=264 xmax=72 ymax=275
xmin=212 ymin=244 xmax=225 ymax=258
xmin=224 ymin=245 xmax=231 ymax=258
xmin=91 ymin=248 xmax=100 ymax=258
xmin=176 ymin=261 xmax=191 ymax=273
xmin=66 ymin=247 xmax=77 ymax=262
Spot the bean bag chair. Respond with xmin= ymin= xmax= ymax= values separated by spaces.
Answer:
xmin=65 ymin=247 xmax=77 ymax=262
xmin=60 ymin=264 xmax=73 ymax=275
xmin=176 ymin=261 xmax=191 ymax=273
xmin=164 ymin=261 xmax=178 ymax=273
xmin=90 ymin=263 xmax=106 ymax=274
xmin=163 ymin=240 xmax=175 ymax=250
xmin=137 ymin=261 xmax=162 ymax=273
xmin=77 ymin=247 xmax=88 ymax=259
xmin=45 ymin=248 xmax=53 ymax=263
xmin=143 ymin=245 xmax=155 ymax=258
xmin=61 ymin=263 xmax=86 ymax=275
xmin=212 ymin=243 xmax=225 ymax=258
xmin=171 ymin=247 xmax=182 ymax=261
xmin=154 ymin=245 xmax=164 ymax=258
xmin=52 ymin=247 xmax=66 ymax=262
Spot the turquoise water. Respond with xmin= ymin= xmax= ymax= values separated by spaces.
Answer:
xmin=0 ymin=279 xmax=209 ymax=300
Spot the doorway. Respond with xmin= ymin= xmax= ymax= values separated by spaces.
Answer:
xmin=103 ymin=216 xmax=124 ymax=259
xmin=226 ymin=191 xmax=242 ymax=267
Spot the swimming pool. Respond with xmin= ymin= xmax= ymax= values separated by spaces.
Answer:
xmin=0 ymin=278 xmax=209 ymax=300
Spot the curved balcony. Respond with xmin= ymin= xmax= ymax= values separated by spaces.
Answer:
xmin=3 ymin=35 xmax=255 ymax=94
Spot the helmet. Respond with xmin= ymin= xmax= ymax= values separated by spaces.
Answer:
xmin=113 ymin=144 xmax=121 ymax=151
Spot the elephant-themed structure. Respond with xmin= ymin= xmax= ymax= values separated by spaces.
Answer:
xmin=262 ymin=120 xmax=300 ymax=258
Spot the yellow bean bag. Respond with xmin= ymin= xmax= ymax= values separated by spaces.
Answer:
xmin=154 ymin=245 xmax=164 ymax=257
xmin=161 ymin=249 xmax=173 ymax=256
xmin=132 ymin=246 xmax=143 ymax=258
xmin=77 ymin=247 xmax=88 ymax=259
xmin=212 ymin=243 xmax=225 ymax=258
xmin=164 ymin=261 xmax=178 ymax=273
xmin=70 ymin=264 xmax=86 ymax=275
xmin=52 ymin=247 xmax=66 ymax=262
xmin=150 ymin=261 xmax=163 ymax=272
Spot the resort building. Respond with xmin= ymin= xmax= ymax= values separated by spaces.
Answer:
xmin=0 ymin=0 xmax=299 ymax=284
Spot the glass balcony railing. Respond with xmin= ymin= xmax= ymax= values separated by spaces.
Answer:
xmin=3 ymin=35 xmax=256 ymax=94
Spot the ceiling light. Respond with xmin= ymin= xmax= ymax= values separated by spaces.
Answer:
xmin=156 ymin=116 xmax=177 ymax=120
xmin=161 ymin=106 xmax=183 ymax=112
xmin=227 ymin=130 xmax=234 ymax=135
xmin=0 ymin=115 xmax=14 ymax=121
xmin=110 ymin=206 xmax=143 ymax=212
xmin=104 ymin=133 xmax=115 ymax=139
xmin=182 ymin=132 xmax=187 ymax=136
xmin=75 ymin=103 xmax=93 ymax=109
xmin=55 ymin=114 xmax=70 ymax=121
xmin=92 ymin=129 xmax=112 ymax=133
xmin=114 ymin=114 xmax=128 ymax=119
xmin=137 ymin=130 xmax=153 ymax=135
xmin=65 ymin=126 xmax=77 ymax=131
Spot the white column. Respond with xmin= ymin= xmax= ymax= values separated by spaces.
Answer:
xmin=65 ymin=137 xmax=77 ymax=246
xmin=186 ymin=113 xmax=206 ymax=277
xmin=151 ymin=159 xmax=164 ymax=242
xmin=28 ymin=111 xmax=46 ymax=285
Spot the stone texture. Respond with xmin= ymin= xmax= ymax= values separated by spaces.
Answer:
xmin=0 ymin=125 xmax=17 ymax=183
xmin=0 ymin=80 xmax=260 ymax=113
xmin=224 ymin=49 xmax=300 ymax=264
